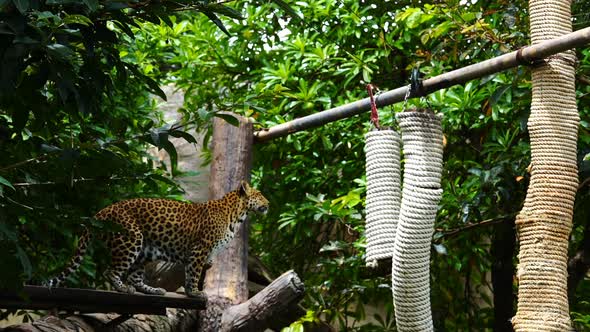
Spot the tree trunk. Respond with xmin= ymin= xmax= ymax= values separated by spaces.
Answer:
xmin=146 ymin=84 xmax=210 ymax=291
xmin=199 ymin=114 xmax=253 ymax=332
xmin=512 ymin=0 xmax=578 ymax=330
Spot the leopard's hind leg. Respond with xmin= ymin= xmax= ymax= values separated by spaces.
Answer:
xmin=127 ymin=259 xmax=166 ymax=295
xmin=105 ymin=218 xmax=143 ymax=294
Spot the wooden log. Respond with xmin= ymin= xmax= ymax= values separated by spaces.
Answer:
xmin=220 ymin=270 xmax=304 ymax=331
xmin=0 ymin=286 xmax=206 ymax=315
xmin=0 ymin=309 xmax=199 ymax=332
xmin=199 ymin=114 xmax=253 ymax=332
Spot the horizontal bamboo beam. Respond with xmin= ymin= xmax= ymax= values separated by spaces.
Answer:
xmin=254 ymin=26 xmax=590 ymax=143
xmin=0 ymin=286 xmax=207 ymax=315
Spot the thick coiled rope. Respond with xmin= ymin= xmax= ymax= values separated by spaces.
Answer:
xmin=392 ymin=110 xmax=443 ymax=332
xmin=364 ymin=129 xmax=401 ymax=267
xmin=512 ymin=0 xmax=577 ymax=330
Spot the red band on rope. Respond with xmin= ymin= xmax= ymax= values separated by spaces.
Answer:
xmin=367 ymin=84 xmax=380 ymax=128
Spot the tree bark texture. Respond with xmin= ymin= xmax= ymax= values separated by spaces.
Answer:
xmin=199 ymin=114 xmax=253 ymax=332
xmin=0 ymin=309 xmax=198 ymax=332
xmin=513 ymin=0 xmax=578 ymax=330
xmin=221 ymin=270 xmax=304 ymax=331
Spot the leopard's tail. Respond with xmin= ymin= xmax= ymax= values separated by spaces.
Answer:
xmin=45 ymin=228 xmax=91 ymax=288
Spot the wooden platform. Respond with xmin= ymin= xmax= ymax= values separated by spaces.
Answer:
xmin=0 ymin=286 xmax=207 ymax=315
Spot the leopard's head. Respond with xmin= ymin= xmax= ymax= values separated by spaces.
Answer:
xmin=238 ymin=180 xmax=269 ymax=215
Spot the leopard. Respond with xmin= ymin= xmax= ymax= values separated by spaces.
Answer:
xmin=47 ymin=180 xmax=269 ymax=297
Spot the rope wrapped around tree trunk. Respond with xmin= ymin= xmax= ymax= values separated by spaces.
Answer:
xmin=392 ymin=110 xmax=443 ymax=332
xmin=512 ymin=0 xmax=577 ymax=330
xmin=364 ymin=129 xmax=401 ymax=267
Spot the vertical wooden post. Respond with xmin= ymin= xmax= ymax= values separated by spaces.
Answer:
xmin=199 ymin=114 xmax=253 ymax=332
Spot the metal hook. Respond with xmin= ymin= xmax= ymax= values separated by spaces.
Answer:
xmin=410 ymin=67 xmax=423 ymax=96
xmin=402 ymin=84 xmax=411 ymax=112
xmin=367 ymin=84 xmax=381 ymax=129
xmin=405 ymin=67 xmax=432 ymax=111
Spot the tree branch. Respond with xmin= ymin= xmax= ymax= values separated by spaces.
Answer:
xmin=0 ymin=154 xmax=52 ymax=172
xmin=220 ymin=270 xmax=305 ymax=331
xmin=435 ymin=214 xmax=516 ymax=241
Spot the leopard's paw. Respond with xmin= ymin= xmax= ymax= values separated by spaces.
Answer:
xmin=122 ymin=285 xmax=136 ymax=294
xmin=149 ymin=287 xmax=166 ymax=295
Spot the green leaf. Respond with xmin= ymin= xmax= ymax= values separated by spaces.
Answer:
xmin=113 ymin=21 xmax=135 ymax=39
xmin=12 ymin=0 xmax=28 ymax=14
xmin=214 ymin=113 xmax=240 ymax=127
xmin=202 ymin=11 xmax=230 ymax=37
xmin=206 ymin=4 xmax=244 ymax=20
xmin=0 ymin=176 xmax=15 ymax=191
xmin=128 ymin=65 xmax=167 ymax=100
xmin=149 ymin=173 xmax=178 ymax=187
xmin=169 ymin=130 xmax=198 ymax=144
xmin=157 ymin=13 xmax=173 ymax=27
xmin=149 ymin=129 xmax=169 ymax=148
xmin=160 ymin=140 xmax=178 ymax=175
xmin=62 ymin=14 xmax=93 ymax=26
xmin=46 ymin=43 xmax=74 ymax=62
xmin=144 ymin=76 xmax=167 ymax=100
xmin=12 ymin=35 xmax=38 ymax=44
xmin=271 ymin=0 xmax=303 ymax=23
xmin=150 ymin=130 xmax=161 ymax=147
xmin=405 ymin=9 xmax=423 ymax=29
xmin=40 ymin=143 xmax=62 ymax=153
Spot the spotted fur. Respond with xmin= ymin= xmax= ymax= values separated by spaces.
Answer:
xmin=48 ymin=181 xmax=269 ymax=297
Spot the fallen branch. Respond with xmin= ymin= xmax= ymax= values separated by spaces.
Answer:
xmin=0 ymin=309 xmax=199 ymax=332
xmin=221 ymin=270 xmax=305 ymax=331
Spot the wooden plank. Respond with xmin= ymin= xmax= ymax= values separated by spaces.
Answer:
xmin=0 ymin=286 xmax=206 ymax=315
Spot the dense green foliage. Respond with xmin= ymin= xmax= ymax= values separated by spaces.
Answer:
xmin=0 ymin=0 xmax=239 ymax=290
xmin=2 ymin=0 xmax=590 ymax=330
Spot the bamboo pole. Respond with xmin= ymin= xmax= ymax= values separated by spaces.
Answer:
xmin=254 ymin=26 xmax=590 ymax=143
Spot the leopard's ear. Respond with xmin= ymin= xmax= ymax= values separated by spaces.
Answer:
xmin=238 ymin=180 xmax=250 ymax=196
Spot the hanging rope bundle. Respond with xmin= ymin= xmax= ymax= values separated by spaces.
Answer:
xmin=363 ymin=85 xmax=402 ymax=267
xmin=364 ymin=130 xmax=401 ymax=266
xmin=391 ymin=109 xmax=443 ymax=332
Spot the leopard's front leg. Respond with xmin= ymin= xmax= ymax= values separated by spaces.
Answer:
xmin=184 ymin=243 xmax=209 ymax=297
